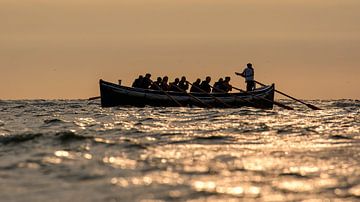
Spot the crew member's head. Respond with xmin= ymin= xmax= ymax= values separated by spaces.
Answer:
xmin=205 ymin=76 xmax=211 ymax=83
xmin=247 ymin=63 xmax=252 ymax=68
xmin=162 ymin=76 xmax=168 ymax=83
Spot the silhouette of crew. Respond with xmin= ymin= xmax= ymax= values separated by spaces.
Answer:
xmin=200 ymin=76 xmax=211 ymax=93
xmin=178 ymin=76 xmax=189 ymax=91
xmin=190 ymin=78 xmax=201 ymax=93
xmin=132 ymin=75 xmax=143 ymax=88
xmin=150 ymin=77 xmax=162 ymax=90
xmin=132 ymin=74 xmax=232 ymax=93
xmin=169 ymin=78 xmax=180 ymax=92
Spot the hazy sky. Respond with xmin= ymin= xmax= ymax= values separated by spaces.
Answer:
xmin=1 ymin=0 xmax=359 ymax=99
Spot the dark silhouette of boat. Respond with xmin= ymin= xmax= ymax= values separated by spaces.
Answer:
xmin=99 ymin=79 xmax=275 ymax=109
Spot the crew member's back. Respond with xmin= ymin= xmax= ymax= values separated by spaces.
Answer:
xmin=190 ymin=79 xmax=201 ymax=93
xmin=141 ymin=73 xmax=152 ymax=89
xmin=132 ymin=75 xmax=143 ymax=88
xmin=200 ymin=76 xmax=211 ymax=93
xmin=178 ymin=76 xmax=189 ymax=91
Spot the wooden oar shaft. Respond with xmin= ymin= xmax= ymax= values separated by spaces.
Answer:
xmin=232 ymin=86 xmax=294 ymax=110
xmin=88 ymin=96 xmax=101 ymax=101
xmin=151 ymin=81 xmax=183 ymax=107
xmin=171 ymin=84 xmax=212 ymax=108
xmin=209 ymin=85 xmax=255 ymax=107
xmin=186 ymin=81 xmax=232 ymax=108
xmin=253 ymin=80 xmax=319 ymax=109
xmin=234 ymin=72 xmax=321 ymax=110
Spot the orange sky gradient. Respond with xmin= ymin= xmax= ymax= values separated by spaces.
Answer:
xmin=1 ymin=0 xmax=359 ymax=99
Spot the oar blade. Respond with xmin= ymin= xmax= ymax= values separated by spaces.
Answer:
xmin=306 ymin=103 xmax=321 ymax=110
xmin=273 ymin=101 xmax=294 ymax=110
xmin=89 ymin=96 xmax=101 ymax=101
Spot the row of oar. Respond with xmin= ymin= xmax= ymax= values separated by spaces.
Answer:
xmin=89 ymin=73 xmax=321 ymax=110
xmin=234 ymin=72 xmax=321 ymax=110
xmin=151 ymin=79 xmax=295 ymax=109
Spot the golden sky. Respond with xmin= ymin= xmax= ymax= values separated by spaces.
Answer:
xmin=1 ymin=0 xmax=359 ymax=99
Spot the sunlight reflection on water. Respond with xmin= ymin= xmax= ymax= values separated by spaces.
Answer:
xmin=0 ymin=100 xmax=359 ymax=201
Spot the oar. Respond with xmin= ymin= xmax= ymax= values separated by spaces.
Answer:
xmin=88 ymin=96 xmax=100 ymax=101
xmin=186 ymin=81 xmax=232 ymax=108
xmin=171 ymin=84 xmax=212 ymax=108
xmin=235 ymin=72 xmax=321 ymax=110
xmin=208 ymin=84 xmax=256 ymax=107
xmin=231 ymin=86 xmax=294 ymax=110
xmin=150 ymin=81 xmax=183 ymax=107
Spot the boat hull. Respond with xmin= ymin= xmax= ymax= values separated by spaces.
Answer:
xmin=99 ymin=79 xmax=275 ymax=109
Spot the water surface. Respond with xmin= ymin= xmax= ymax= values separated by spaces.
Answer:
xmin=0 ymin=100 xmax=359 ymax=201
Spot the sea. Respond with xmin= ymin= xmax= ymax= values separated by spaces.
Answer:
xmin=0 ymin=99 xmax=359 ymax=202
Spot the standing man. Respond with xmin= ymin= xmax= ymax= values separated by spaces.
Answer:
xmin=236 ymin=63 xmax=255 ymax=91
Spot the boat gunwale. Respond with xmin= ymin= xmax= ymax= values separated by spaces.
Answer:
xmin=100 ymin=79 xmax=274 ymax=98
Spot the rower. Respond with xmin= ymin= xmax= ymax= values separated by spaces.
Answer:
xmin=190 ymin=78 xmax=201 ymax=93
xmin=222 ymin=76 xmax=232 ymax=92
xmin=178 ymin=76 xmax=189 ymax=91
xmin=141 ymin=73 xmax=152 ymax=89
xmin=132 ymin=75 xmax=143 ymax=88
xmin=200 ymin=76 xmax=211 ymax=93
xmin=161 ymin=76 xmax=170 ymax=91
xmin=169 ymin=78 xmax=180 ymax=92
xmin=150 ymin=77 xmax=162 ymax=90
xmin=236 ymin=63 xmax=255 ymax=91
xmin=212 ymin=78 xmax=224 ymax=93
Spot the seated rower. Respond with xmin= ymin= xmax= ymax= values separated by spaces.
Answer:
xmin=190 ymin=78 xmax=201 ymax=93
xmin=178 ymin=76 xmax=189 ymax=91
xmin=222 ymin=76 xmax=232 ymax=92
xmin=161 ymin=76 xmax=170 ymax=91
xmin=150 ymin=77 xmax=162 ymax=90
xmin=200 ymin=76 xmax=211 ymax=93
xmin=141 ymin=73 xmax=152 ymax=89
xmin=169 ymin=78 xmax=180 ymax=91
xmin=132 ymin=75 xmax=143 ymax=88
xmin=212 ymin=78 xmax=224 ymax=93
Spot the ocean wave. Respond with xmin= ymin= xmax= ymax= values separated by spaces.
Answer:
xmin=43 ymin=118 xmax=66 ymax=124
xmin=1 ymin=99 xmax=359 ymax=201
xmin=0 ymin=130 xmax=92 ymax=145
xmin=0 ymin=133 xmax=43 ymax=145
xmin=55 ymin=131 xmax=91 ymax=142
xmin=329 ymin=99 xmax=360 ymax=108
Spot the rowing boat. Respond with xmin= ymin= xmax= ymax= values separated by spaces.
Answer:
xmin=99 ymin=79 xmax=275 ymax=109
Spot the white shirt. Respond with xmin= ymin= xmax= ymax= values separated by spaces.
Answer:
xmin=242 ymin=67 xmax=254 ymax=81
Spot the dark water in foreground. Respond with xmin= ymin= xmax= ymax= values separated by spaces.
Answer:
xmin=0 ymin=100 xmax=359 ymax=202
